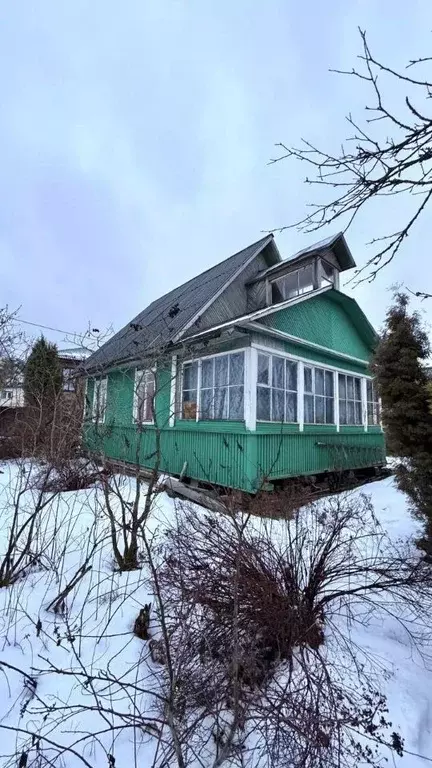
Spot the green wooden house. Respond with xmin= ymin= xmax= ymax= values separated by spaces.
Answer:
xmin=83 ymin=233 xmax=385 ymax=492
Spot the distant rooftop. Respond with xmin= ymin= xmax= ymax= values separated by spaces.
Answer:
xmin=58 ymin=346 xmax=92 ymax=361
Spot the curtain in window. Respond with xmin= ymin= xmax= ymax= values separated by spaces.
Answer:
xmin=339 ymin=374 xmax=362 ymax=425
xmin=92 ymin=378 xmax=107 ymax=423
xmin=134 ymin=369 xmax=155 ymax=423
xmin=366 ymin=380 xmax=380 ymax=425
xmin=304 ymin=366 xmax=334 ymax=424
xmin=257 ymin=354 xmax=298 ymax=422
xmin=182 ymin=352 xmax=244 ymax=421
xmin=182 ymin=361 xmax=198 ymax=420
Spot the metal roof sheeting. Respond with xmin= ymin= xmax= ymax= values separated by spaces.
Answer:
xmin=83 ymin=234 xmax=274 ymax=372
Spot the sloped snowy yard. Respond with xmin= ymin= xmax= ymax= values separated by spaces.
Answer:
xmin=0 ymin=460 xmax=431 ymax=767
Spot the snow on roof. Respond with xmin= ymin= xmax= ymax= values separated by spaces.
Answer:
xmin=58 ymin=346 xmax=92 ymax=360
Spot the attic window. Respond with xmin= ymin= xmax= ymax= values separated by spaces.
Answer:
xmin=271 ymin=264 xmax=314 ymax=304
xmin=319 ymin=259 xmax=336 ymax=288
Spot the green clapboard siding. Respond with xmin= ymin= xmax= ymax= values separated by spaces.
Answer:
xmin=261 ymin=294 xmax=371 ymax=361
xmin=83 ymin=315 xmax=385 ymax=493
xmin=85 ymin=418 xmax=385 ymax=493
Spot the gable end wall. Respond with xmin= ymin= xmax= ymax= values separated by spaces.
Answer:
xmin=195 ymin=251 xmax=271 ymax=332
xmin=259 ymin=294 xmax=372 ymax=362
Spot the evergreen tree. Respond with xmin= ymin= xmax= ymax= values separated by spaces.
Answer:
xmin=24 ymin=336 xmax=62 ymax=410
xmin=372 ymin=293 xmax=432 ymax=554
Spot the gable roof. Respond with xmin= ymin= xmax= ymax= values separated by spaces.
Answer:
xmin=181 ymin=287 xmax=378 ymax=359
xmin=84 ymin=234 xmax=277 ymax=372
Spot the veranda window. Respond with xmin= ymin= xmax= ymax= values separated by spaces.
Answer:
xmin=182 ymin=351 xmax=245 ymax=421
xmin=182 ymin=361 xmax=198 ymax=420
xmin=338 ymin=374 xmax=362 ymax=425
xmin=133 ymin=369 xmax=155 ymax=423
xmin=367 ymin=379 xmax=380 ymax=426
xmin=256 ymin=353 xmax=298 ymax=422
xmin=304 ymin=366 xmax=334 ymax=424
xmin=92 ymin=377 xmax=107 ymax=424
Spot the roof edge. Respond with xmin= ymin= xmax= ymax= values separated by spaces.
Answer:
xmin=172 ymin=234 xmax=277 ymax=343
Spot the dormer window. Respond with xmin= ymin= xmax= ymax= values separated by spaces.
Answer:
xmin=271 ymin=264 xmax=314 ymax=304
xmin=268 ymin=256 xmax=340 ymax=306
xmin=319 ymin=258 xmax=337 ymax=288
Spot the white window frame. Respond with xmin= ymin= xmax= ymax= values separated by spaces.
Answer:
xmin=92 ymin=377 xmax=108 ymax=424
xmin=338 ymin=373 xmax=363 ymax=426
xmin=366 ymin=379 xmax=381 ymax=427
xmin=270 ymin=263 xmax=314 ymax=304
xmin=133 ymin=368 xmax=156 ymax=425
xmin=303 ymin=364 xmax=335 ymax=425
xmin=251 ymin=341 xmax=377 ymax=432
xmin=256 ymin=352 xmax=298 ymax=423
xmin=181 ymin=348 xmax=247 ymax=422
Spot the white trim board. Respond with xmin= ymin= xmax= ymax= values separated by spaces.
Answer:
xmin=251 ymin=341 xmax=372 ymax=379
xmin=246 ymin=322 xmax=369 ymax=367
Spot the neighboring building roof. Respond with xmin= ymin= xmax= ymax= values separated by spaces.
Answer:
xmin=58 ymin=346 xmax=92 ymax=361
xmin=84 ymin=234 xmax=277 ymax=372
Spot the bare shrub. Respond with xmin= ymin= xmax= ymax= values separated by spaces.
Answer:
xmin=32 ymin=457 xmax=108 ymax=493
xmin=0 ymin=462 xmax=59 ymax=588
xmin=153 ymin=492 xmax=430 ymax=766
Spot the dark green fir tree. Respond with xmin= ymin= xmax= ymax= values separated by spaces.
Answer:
xmin=372 ymin=293 xmax=432 ymax=554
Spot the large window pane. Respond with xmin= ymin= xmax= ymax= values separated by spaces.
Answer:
xmin=354 ymin=378 xmax=361 ymax=400
xmin=271 ymin=280 xmax=285 ymax=304
xmin=214 ymin=387 xmax=228 ymax=419
xmin=304 ymin=394 xmax=314 ymax=423
xmin=315 ymin=369 xmax=325 ymax=395
xmin=304 ymin=367 xmax=313 ymax=393
xmin=284 ymin=272 xmax=299 ymax=299
xmin=347 ymin=377 xmax=354 ymax=399
xmin=286 ymin=392 xmax=297 ymax=422
xmin=183 ymin=362 xmax=198 ymax=390
xmin=182 ymin=389 xmax=197 ymax=420
xmin=200 ymin=389 xmax=213 ymax=419
xmin=339 ymin=400 xmax=346 ymax=425
xmin=325 ymin=370 xmax=334 ymax=397
xmin=325 ymin=398 xmax=334 ymax=424
xmin=286 ymin=361 xmax=297 ymax=391
xmin=347 ymin=401 xmax=355 ymax=424
xmin=257 ymin=387 xmax=270 ymax=421
xmin=272 ymin=356 xmax=285 ymax=389
xmin=272 ymin=389 xmax=285 ymax=421
xmin=229 ymin=386 xmax=244 ymax=420
xmin=338 ymin=374 xmax=346 ymax=399
xmin=201 ymin=358 xmax=213 ymax=388
xmin=367 ymin=379 xmax=380 ymax=426
xmin=315 ymin=395 xmax=325 ymax=424
xmin=355 ymin=401 xmax=362 ymax=425
xmin=257 ymin=354 xmax=270 ymax=385
xmin=229 ymin=353 xmax=244 ymax=386
xmin=215 ymin=356 xmax=229 ymax=386
xmin=298 ymin=264 xmax=314 ymax=294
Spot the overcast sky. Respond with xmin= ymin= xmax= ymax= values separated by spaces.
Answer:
xmin=1 ymin=1 xmax=431 ymax=347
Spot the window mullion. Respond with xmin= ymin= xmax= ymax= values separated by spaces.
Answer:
xmin=334 ymin=371 xmax=340 ymax=431
xmin=196 ymin=360 xmax=202 ymax=422
xmin=298 ymin=361 xmax=304 ymax=431
xmin=361 ymin=377 xmax=368 ymax=432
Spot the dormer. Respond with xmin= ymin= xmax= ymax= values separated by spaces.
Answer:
xmin=246 ymin=233 xmax=356 ymax=311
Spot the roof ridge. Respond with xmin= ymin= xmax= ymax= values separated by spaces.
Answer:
xmin=84 ymin=233 xmax=275 ymax=372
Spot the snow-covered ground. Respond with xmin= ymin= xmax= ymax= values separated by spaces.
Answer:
xmin=0 ymin=461 xmax=431 ymax=767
